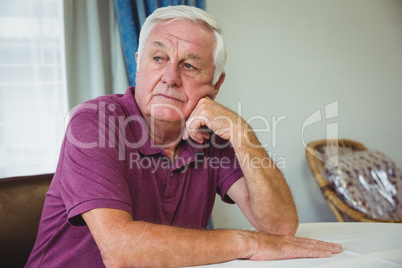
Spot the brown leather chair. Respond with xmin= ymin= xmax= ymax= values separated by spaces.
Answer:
xmin=0 ymin=173 xmax=53 ymax=267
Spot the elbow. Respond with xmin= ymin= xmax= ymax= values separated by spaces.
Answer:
xmin=274 ymin=208 xmax=299 ymax=236
xmin=260 ymin=215 xmax=299 ymax=236
xmin=278 ymin=217 xmax=299 ymax=236
xmin=275 ymin=212 xmax=299 ymax=236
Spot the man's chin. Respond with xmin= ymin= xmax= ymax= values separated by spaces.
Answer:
xmin=150 ymin=106 xmax=187 ymax=123
xmin=150 ymin=112 xmax=186 ymax=125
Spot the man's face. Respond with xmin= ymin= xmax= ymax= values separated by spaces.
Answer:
xmin=135 ymin=19 xmax=223 ymax=124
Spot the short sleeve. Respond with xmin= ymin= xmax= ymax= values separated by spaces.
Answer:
xmin=59 ymin=101 xmax=133 ymax=225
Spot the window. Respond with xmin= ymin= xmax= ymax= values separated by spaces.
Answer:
xmin=0 ymin=0 xmax=67 ymax=178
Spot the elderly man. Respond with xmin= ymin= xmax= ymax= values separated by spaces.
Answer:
xmin=26 ymin=5 xmax=341 ymax=267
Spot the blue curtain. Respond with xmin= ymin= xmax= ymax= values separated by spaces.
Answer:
xmin=112 ymin=0 xmax=213 ymax=230
xmin=113 ymin=0 xmax=205 ymax=86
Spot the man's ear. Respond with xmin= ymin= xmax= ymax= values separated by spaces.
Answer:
xmin=211 ymin=72 xmax=226 ymax=99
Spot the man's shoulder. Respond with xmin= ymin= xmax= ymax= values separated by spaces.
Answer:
xmin=70 ymin=93 xmax=126 ymax=119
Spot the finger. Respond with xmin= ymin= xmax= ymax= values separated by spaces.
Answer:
xmin=199 ymin=126 xmax=211 ymax=140
xmin=183 ymin=127 xmax=189 ymax=140
xmin=186 ymin=126 xmax=204 ymax=144
xmin=187 ymin=115 xmax=209 ymax=130
xmin=315 ymin=240 xmax=342 ymax=253
xmin=294 ymin=248 xmax=333 ymax=258
xmin=292 ymin=237 xmax=342 ymax=254
xmin=278 ymin=241 xmax=332 ymax=259
xmin=202 ymin=131 xmax=210 ymax=140
xmin=185 ymin=116 xmax=209 ymax=143
xmin=190 ymin=128 xmax=210 ymax=144
xmin=192 ymin=132 xmax=205 ymax=144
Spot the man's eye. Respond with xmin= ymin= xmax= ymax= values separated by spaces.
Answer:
xmin=184 ymin=63 xmax=196 ymax=70
xmin=153 ymin=56 xmax=162 ymax=62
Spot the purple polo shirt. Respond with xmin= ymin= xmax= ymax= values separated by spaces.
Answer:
xmin=26 ymin=87 xmax=243 ymax=267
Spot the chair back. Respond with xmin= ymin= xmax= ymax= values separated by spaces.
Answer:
xmin=0 ymin=173 xmax=53 ymax=267
xmin=306 ymin=139 xmax=402 ymax=222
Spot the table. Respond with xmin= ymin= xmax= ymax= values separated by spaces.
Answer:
xmin=193 ymin=222 xmax=402 ymax=268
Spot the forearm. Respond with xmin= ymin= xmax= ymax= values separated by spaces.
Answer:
xmin=84 ymin=209 xmax=251 ymax=267
xmin=231 ymin=121 xmax=298 ymax=235
xmin=119 ymin=221 xmax=247 ymax=267
xmin=84 ymin=208 xmax=341 ymax=267
xmin=108 ymin=221 xmax=341 ymax=266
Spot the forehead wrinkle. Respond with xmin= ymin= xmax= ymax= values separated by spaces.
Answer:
xmin=151 ymin=39 xmax=204 ymax=61
xmin=168 ymin=32 xmax=197 ymax=44
xmin=169 ymin=34 xmax=205 ymax=61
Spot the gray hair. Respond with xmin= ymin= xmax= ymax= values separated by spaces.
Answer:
xmin=137 ymin=5 xmax=227 ymax=85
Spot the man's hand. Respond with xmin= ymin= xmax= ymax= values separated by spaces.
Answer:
xmin=241 ymin=231 xmax=342 ymax=260
xmin=183 ymin=96 xmax=243 ymax=143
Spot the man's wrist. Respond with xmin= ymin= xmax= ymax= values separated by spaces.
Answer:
xmin=233 ymin=229 xmax=258 ymax=260
xmin=230 ymin=122 xmax=262 ymax=154
xmin=229 ymin=118 xmax=250 ymax=149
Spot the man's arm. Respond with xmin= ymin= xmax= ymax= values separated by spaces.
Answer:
xmin=83 ymin=208 xmax=341 ymax=268
xmin=227 ymin=125 xmax=298 ymax=235
xmin=184 ymin=97 xmax=298 ymax=235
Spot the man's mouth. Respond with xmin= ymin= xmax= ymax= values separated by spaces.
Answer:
xmin=154 ymin=94 xmax=183 ymax=102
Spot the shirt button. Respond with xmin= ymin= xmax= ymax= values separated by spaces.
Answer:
xmin=170 ymin=172 xmax=173 ymax=177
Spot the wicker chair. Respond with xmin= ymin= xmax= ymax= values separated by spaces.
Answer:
xmin=305 ymin=139 xmax=402 ymax=223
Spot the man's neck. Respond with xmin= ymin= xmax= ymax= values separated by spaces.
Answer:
xmin=145 ymin=116 xmax=184 ymax=161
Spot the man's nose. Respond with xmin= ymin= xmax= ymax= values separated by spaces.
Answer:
xmin=161 ymin=63 xmax=182 ymax=87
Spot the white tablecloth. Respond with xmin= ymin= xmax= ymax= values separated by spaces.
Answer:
xmin=194 ymin=222 xmax=402 ymax=268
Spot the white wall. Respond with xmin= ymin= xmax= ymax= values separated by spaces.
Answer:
xmin=207 ymin=0 xmax=402 ymax=228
